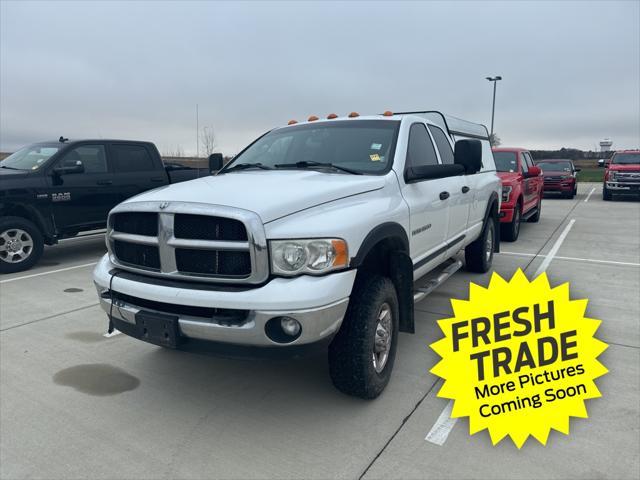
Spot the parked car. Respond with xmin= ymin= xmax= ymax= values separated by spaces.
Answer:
xmin=0 ymin=139 xmax=213 ymax=273
xmin=603 ymin=150 xmax=640 ymax=200
xmin=93 ymin=111 xmax=501 ymax=399
xmin=491 ymin=147 xmax=543 ymax=241
xmin=536 ymin=159 xmax=580 ymax=198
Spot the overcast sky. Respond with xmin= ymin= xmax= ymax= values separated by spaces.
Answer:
xmin=1 ymin=1 xmax=638 ymax=155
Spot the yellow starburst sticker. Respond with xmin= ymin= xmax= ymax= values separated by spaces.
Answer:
xmin=430 ymin=269 xmax=608 ymax=448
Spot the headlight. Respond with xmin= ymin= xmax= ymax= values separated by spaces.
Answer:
xmin=609 ymin=171 xmax=617 ymax=181
xmin=501 ymin=185 xmax=512 ymax=202
xmin=270 ymin=239 xmax=349 ymax=276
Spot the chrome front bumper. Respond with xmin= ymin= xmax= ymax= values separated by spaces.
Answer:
xmin=606 ymin=181 xmax=640 ymax=191
xmin=94 ymin=255 xmax=354 ymax=347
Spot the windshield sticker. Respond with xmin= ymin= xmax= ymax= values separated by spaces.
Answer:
xmin=370 ymin=143 xmax=382 ymax=150
xmin=370 ymin=154 xmax=381 ymax=162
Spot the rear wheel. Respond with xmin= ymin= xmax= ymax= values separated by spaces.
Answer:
xmin=465 ymin=216 xmax=495 ymax=273
xmin=0 ymin=217 xmax=44 ymax=274
xmin=501 ymin=201 xmax=521 ymax=242
xmin=328 ymin=275 xmax=399 ymax=399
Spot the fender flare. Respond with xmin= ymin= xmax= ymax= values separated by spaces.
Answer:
xmin=349 ymin=222 xmax=409 ymax=268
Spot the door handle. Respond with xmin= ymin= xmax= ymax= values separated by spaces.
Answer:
xmin=96 ymin=180 xmax=113 ymax=185
xmin=462 ymin=186 xmax=470 ymax=193
xmin=439 ymin=191 xmax=450 ymax=200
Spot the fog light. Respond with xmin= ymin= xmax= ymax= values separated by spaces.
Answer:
xmin=280 ymin=317 xmax=301 ymax=336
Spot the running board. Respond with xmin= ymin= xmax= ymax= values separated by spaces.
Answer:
xmin=522 ymin=206 xmax=538 ymax=221
xmin=413 ymin=258 xmax=463 ymax=303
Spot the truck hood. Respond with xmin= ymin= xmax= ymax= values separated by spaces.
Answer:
xmin=122 ymin=170 xmax=386 ymax=223
xmin=608 ymin=164 xmax=640 ymax=172
xmin=497 ymin=172 xmax=522 ymax=184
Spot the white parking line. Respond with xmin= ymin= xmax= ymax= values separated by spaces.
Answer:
xmin=500 ymin=251 xmax=640 ymax=267
xmin=425 ymin=400 xmax=458 ymax=446
xmin=584 ymin=187 xmax=596 ymax=202
xmin=0 ymin=262 xmax=98 ymax=284
xmin=534 ymin=219 xmax=576 ymax=277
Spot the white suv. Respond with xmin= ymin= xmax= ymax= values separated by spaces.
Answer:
xmin=93 ymin=111 xmax=501 ymax=398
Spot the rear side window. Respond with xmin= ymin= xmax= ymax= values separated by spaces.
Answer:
xmin=427 ymin=125 xmax=454 ymax=165
xmin=111 ymin=144 xmax=155 ymax=172
xmin=406 ymin=124 xmax=438 ymax=168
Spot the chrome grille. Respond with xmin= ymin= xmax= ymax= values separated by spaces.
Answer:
xmin=107 ymin=202 xmax=268 ymax=284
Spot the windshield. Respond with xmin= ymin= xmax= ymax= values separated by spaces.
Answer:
xmin=226 ymin=120 xmax=400 ymax=174
xmin=493 ymin=151 xmax=518 ymax=172
xmin=0 ymin=144 xmax=60 ymax=171
xmin=611 ymin=153 xmax=640 ymax=165
xmin=536 ymin=161 xmax=572 ymax=172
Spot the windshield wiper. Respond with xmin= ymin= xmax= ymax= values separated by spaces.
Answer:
xmin=274 ymin=161 xmax=362 ymax=175
xmin=220 ymin=162 xmax=274 ymax=173
xmin=0 ymin=165 xmax=20 ymax=170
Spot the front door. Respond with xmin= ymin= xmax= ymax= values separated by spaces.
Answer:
xmin=401 ymin=123 xmax=452 ymax=279
xmin=46 ymin=144 xmax=117 ymax=232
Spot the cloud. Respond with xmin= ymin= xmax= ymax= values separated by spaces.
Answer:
xmin=1 ymin=0 xmax=638 ymax=154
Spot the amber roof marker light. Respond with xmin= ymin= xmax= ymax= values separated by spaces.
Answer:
xmin=308 ymin=115 xmax=319 ymax=122
xmin=327 ymin=113 xmax=338 ymax=119
xmin=383 ymin=111 xmax=393 ymax=116
xmin=287 ymin=120 xmax=298 ymax=125
xmin=348 ymin=112 xmax=360 ymax=118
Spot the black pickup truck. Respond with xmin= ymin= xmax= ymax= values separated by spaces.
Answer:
xmin=0 ymin=139 xmax=214 ymax=273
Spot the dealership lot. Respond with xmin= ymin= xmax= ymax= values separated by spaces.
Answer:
xmin=0 ymin=183 xmax=638 ymax=479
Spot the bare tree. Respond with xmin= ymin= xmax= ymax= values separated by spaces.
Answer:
xmin=489 ymin=133 xmax=501 ymax=147
xmin=200 ymin=126 xmax=216 ymax=157
xmin=162 ymin=145 xmax=185 ymax=158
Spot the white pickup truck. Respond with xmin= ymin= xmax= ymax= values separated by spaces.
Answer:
xmin=93 ymin=111 xmax=501 ymax=398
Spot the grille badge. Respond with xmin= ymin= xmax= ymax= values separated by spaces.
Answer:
xmin=159 ymin=202 xmax=170 ymax=210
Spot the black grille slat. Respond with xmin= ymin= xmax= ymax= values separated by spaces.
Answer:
xmin=175 ymin=249 xmax=251 ymax=276
xmin=112 ymin=212 xmax=158 ymax=236
xmin=111 ymin=291 xmax=249 ymax=325
xmin=114 ymin=240 xmax=160 ymax=270
xmin=174 ymin=214 xmax=248 ymax=241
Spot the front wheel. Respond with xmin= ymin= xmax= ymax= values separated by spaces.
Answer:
xmin=528 ymin=196 xmax=542 ymax=223
xmin=0 ymin=217 xmax=44 ymax=274
xmin=328 ymin=275 xmax=399 ymax=399
xmin=465 ymin=216 xmax=496 ymax=273
xmin=603 ymin=185 xmax=612 ymax=201
xmin=501 ymin=202 xmax=521 ymax=242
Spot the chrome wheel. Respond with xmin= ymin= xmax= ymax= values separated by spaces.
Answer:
xmin=372 ymin=302 xmax=393 ymax=373
xmin=0 ymin=228 xmax=34 ymax=264
xmin=485 ymin=224 xmax=494 ymax=263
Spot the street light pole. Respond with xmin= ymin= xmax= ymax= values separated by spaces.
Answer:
xmin=485 ymin=76 xmax=502 ymax=138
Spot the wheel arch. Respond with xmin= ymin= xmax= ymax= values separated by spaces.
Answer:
xmin=484 ymin=191 xmax=500 ymax=252
xmin=350 ymin=223 xmax=415 ymax=334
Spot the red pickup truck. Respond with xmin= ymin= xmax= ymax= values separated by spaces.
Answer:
xmin=603 ymin=150 xmax=640 ymax=200
xmin=492 ymin=148 xmax=543 ymax=241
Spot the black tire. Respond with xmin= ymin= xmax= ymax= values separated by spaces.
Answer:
xmin=528 ymin=196 xmax=542 ymax=223
xmin=328 ymin=275 xmax=399 ymax=399
xmin=465 ymin=216 xmax=496 ymax=273
xmin=0 ymin=216 xmax=44 ymax=274
xmin=500 ymin=201 xmax=521 ymax=242
xmin=603 ymin=185 xmax=612 ymax=201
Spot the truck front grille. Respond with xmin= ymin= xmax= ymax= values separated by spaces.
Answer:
xmin=174 ymin=214 xmax=247 ymax=241
xmin=175 ymin=248 xmax=251 ymax=276
xmin=113 ymin=240 xmax=160 ymax=270
xmin=112 ymin=212 xmax=158 ymax=236
xmin=107 ymin=202 xmax=268 ymax=284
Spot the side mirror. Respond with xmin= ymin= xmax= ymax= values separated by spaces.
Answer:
xmin=405 ymin=164 xmax=465 ymax=183
xmin=53 ymin=160 xmax=84 ymax=175
xmin=454 ymin=139 xmax=482 ymax=174
xmin=526 ymin=166 xmax=541 ymax=177
xmin=209 ymin=153 xmax=224 ymax=171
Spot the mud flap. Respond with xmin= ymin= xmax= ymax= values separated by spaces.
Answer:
xmin=390 ymin=251 xmax=415 ymax=334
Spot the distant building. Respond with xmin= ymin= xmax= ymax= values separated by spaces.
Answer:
xmin=599 ymin=138 xmax=613 ymax=152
